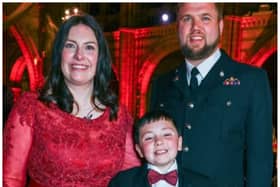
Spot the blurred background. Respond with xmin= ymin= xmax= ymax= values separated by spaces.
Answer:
xmin=3 ymin=3 xmax=277 ymax=185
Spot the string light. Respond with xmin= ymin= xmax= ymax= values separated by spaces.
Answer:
xmin=62 ymin=7 xmax=80 ymax=21
xmin=161 ymin=13 xmax=169 ymax=22
xmin=65 ymin=9 xmax=70 ymax=15
xmin=73 ymin=8 xmax=79 ymax=14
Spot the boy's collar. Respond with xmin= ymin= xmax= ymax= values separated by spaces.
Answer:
xmin=147 ymin=160 xmax=177 ymax=174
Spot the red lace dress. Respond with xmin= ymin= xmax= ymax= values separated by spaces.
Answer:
xmin=3 ymin=92 xmax=140 ymax=187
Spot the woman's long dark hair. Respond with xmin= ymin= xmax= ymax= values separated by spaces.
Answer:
xmin=39 ymin=14 xmax=118 ymax=120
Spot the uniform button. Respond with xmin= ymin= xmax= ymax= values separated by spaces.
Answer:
xmin=159 ymin=103 xmax=164 ymax=107
xmin=185 ymin=123 xmax=192 ymax=130
xmin=183 ymin=146 xmax=189 ymax=152
xmin=226 ymin=100 xmax=232 ymax=107
xmin=188 ymin=102 xmax=194 ymax=109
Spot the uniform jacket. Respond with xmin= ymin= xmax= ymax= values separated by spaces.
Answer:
xmin=150 ymin=50 xmax=273 ymax=187
xmin=109 ymin=164 xmax=187 ymax=187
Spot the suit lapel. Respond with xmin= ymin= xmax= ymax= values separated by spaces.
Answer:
xmin=136 ymin=165 xmax=151 ymax=187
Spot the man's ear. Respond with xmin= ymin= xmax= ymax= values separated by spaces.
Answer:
xmin=219 ymin=19 xmax=224 ymax=36
xmin=135 ymin=144 xmax=144 ymax=158
xmin=178 ymin=136 xmax=183 ymax=151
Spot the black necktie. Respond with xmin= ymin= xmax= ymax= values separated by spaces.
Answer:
xmin=190 ymin=67 xmax=199 ymax=91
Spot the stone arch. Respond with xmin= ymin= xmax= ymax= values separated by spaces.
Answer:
xmin=138 ymin=36 xmax=180 ymax=117
xmin=4 ymin=3 xmax=44 ymax=96
xmin=8 ymin=25 xmax=44 ymax=92
xmin=248 ymin=35 xmax=277 ymax=67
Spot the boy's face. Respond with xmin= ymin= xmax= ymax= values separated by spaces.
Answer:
xmin=135 ymin=119 xmax=182 ymax=171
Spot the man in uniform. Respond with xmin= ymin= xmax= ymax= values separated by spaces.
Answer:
xmin=150 ymin=3 xmax=273 ymax=187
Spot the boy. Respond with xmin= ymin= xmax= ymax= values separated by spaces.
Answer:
xmin=109 ymin=111 xmax=183 ymax=187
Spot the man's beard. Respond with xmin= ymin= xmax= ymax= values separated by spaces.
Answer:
xmin=181 ymin=37 xmax=220 ymax=61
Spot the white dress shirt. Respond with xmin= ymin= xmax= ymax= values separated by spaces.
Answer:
xmin=186 ymin=49 xmax=221 ymax=86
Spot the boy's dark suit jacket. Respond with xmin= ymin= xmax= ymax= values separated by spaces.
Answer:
xmin=109 ymin=163 xmax=187 ymax=187
xmin=150 ymin=50 xmax=273 ymax=187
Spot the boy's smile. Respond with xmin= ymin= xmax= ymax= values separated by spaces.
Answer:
xmin=135 ymin=119 xmax=182 ymax=172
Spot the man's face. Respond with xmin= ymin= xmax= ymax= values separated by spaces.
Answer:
xmin=177 ymin=3 xmax=223 ymax=62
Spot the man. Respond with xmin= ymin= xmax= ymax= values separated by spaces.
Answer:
xmin=150 ymin=3 xmax=273 ymax=187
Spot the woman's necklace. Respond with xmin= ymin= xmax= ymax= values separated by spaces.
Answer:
xmin=84 ymin=107 xmax=95 ymax=120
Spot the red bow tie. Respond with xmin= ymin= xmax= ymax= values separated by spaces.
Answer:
xmin=148 ymin=169 xmax=178 ymax=185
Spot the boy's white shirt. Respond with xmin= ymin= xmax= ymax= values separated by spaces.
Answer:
xmin=147 ymin=160 xmax=179 ymax=187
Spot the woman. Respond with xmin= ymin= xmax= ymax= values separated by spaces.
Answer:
xmin=3 ymin=14 xmax=139 ymax=187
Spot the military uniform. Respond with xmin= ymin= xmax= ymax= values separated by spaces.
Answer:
xmin=150 ymin=50 xmax=273 ymax=187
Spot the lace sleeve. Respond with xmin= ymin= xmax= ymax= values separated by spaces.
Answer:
xmin=121 ymin=108 xmax=141 ymax=170
xmin=3 ymin=93 xmax=35 ymax=187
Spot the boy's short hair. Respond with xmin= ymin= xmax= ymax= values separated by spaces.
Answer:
xmin=133 ymin=110 xmax=179 ymax=144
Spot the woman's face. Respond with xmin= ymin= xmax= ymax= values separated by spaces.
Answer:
xmin=61 ymin=23 xmax=99 ymax=87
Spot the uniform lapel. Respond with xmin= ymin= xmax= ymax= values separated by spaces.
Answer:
xmin=199 ymin=52 xmax=230 ymax=93
xmin=172 ymin=52 xmax=233 ymax=100
xmin=172 ymin=63 xmax=190 ymax=98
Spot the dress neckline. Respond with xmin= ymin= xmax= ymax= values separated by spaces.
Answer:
xmin=49 ymin=102 xmax=110 ymax=124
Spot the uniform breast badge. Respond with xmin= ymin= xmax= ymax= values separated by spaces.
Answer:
xmin=223 ymin=76 xmax=240 ymax=85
